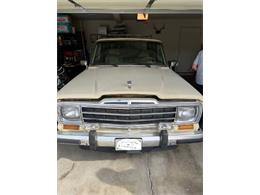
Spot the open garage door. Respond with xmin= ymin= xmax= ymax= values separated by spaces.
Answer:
xmin=58 ymin=0 xmax=202 ymax=14
xmin=57 ymin=0 xmax=202 ymax=86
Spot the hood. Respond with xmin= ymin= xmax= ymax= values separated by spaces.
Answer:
xmin=58 ymin=66 xmax=202 ymax=101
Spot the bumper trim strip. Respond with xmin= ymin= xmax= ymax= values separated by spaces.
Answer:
xmin=58 ymin=130 xmax=203 ymax=148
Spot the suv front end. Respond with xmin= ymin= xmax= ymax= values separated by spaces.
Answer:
xmin=57 ymin=98 xmax=202 ymax=150
xmin=57 ymin=38 xmax=203 ymax=151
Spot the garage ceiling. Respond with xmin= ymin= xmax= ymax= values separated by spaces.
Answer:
xmin=58 ymin=0 xmax=202 ymax=14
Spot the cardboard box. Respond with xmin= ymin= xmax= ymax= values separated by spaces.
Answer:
xmin=57 ymin=15 xmax=71 ymax=24
xmin=98 ymin=26 xmax=107 ymax=35
xmin=57 ymin=23 xmax=73 ymax=33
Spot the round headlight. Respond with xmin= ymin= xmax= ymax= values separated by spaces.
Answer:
xmin=176 ymin=107 xmax=196 ymax=122
xmin=61 ymin=106 xmax=80 ymax=119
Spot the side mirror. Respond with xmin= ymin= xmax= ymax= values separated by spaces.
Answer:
xmin=168 ymin=60 xmax=178 ymax=71
xmin=80 ymin=60 xmax=88 ymax=68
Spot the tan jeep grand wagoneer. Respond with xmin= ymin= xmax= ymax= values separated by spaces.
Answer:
xmin=57 ymin=38 xmax=203 ymax=151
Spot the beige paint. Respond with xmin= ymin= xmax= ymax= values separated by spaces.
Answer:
xmin=57 ymin=66 xmax=202 ymax=101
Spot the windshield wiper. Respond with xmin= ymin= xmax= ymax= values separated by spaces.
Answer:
xmin=137 ymin=63 xmax=152 ymax=67
xmin=109 ymin=64 xmax=118 ymax=67
xmin=92 ymin=64 xmax=118 ymax=67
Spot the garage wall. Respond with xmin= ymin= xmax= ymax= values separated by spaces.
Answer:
xmin=73 ymin=16 xmax=202 ymax=74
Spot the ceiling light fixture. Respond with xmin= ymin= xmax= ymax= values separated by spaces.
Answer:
xmin=137 ymin=0 xmax=157 ymax=21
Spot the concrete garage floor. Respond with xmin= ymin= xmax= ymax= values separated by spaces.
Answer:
xmin=58 ymin=143 xmax=202 ymax=195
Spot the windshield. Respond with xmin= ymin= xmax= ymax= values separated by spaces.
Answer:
xmin=91 ymin=41 xmax=167 ymax=66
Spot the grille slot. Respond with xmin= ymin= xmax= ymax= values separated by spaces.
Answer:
xmin=81 ymin=106 xmax=176 ymax=125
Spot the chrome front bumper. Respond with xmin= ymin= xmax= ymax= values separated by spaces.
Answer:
xmin=57 ymin=130 xmax=203 ymax=149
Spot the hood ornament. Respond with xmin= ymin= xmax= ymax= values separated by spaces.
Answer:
xmin=127 ymin=80 xmax=132 ymax=89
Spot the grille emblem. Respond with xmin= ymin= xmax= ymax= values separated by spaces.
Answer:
xmin=127 ymin=80 xmax=132 ymax=89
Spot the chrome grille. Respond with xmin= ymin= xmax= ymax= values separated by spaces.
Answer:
xmin=81 ymin=106 xmax=176 ymax=125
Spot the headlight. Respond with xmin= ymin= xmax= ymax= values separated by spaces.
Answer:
xmin=61 ymin=106 xmax=80 ymax=119
xmin=176 ymin=106 xmax=198 ymax=123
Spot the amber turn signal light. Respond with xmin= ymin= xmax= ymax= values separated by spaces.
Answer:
xmin=177 ymin=124 xmax=194 ymax=130
xmin=63 ymin=124 xmax=80 ymax=130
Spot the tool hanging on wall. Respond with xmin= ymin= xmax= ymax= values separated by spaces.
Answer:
xmin=153 ymin=24 xmax=166 ymax=34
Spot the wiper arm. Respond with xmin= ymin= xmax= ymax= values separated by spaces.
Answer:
xmin=93 ymin=64 xmax=118 ymax=67
xmin=110 ymin=64 xmax=118 ymax=67
xmin=137 ymin=63 xmax=152 ymax=67
xmin=144 ymin=64 xmax=151 ymax=68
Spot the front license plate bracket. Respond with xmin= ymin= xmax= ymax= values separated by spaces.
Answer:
xmin=115 ymin=138 xmax=142 ymax=151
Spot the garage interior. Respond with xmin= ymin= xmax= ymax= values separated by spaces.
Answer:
xmin=58 ymin=1 xmax=202 ymax=195
xmin=57 ymin=0 xmax=202 ymax=90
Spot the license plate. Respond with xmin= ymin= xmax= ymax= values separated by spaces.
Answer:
xmin=115 ymin=139 xmax=142 ymax=151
